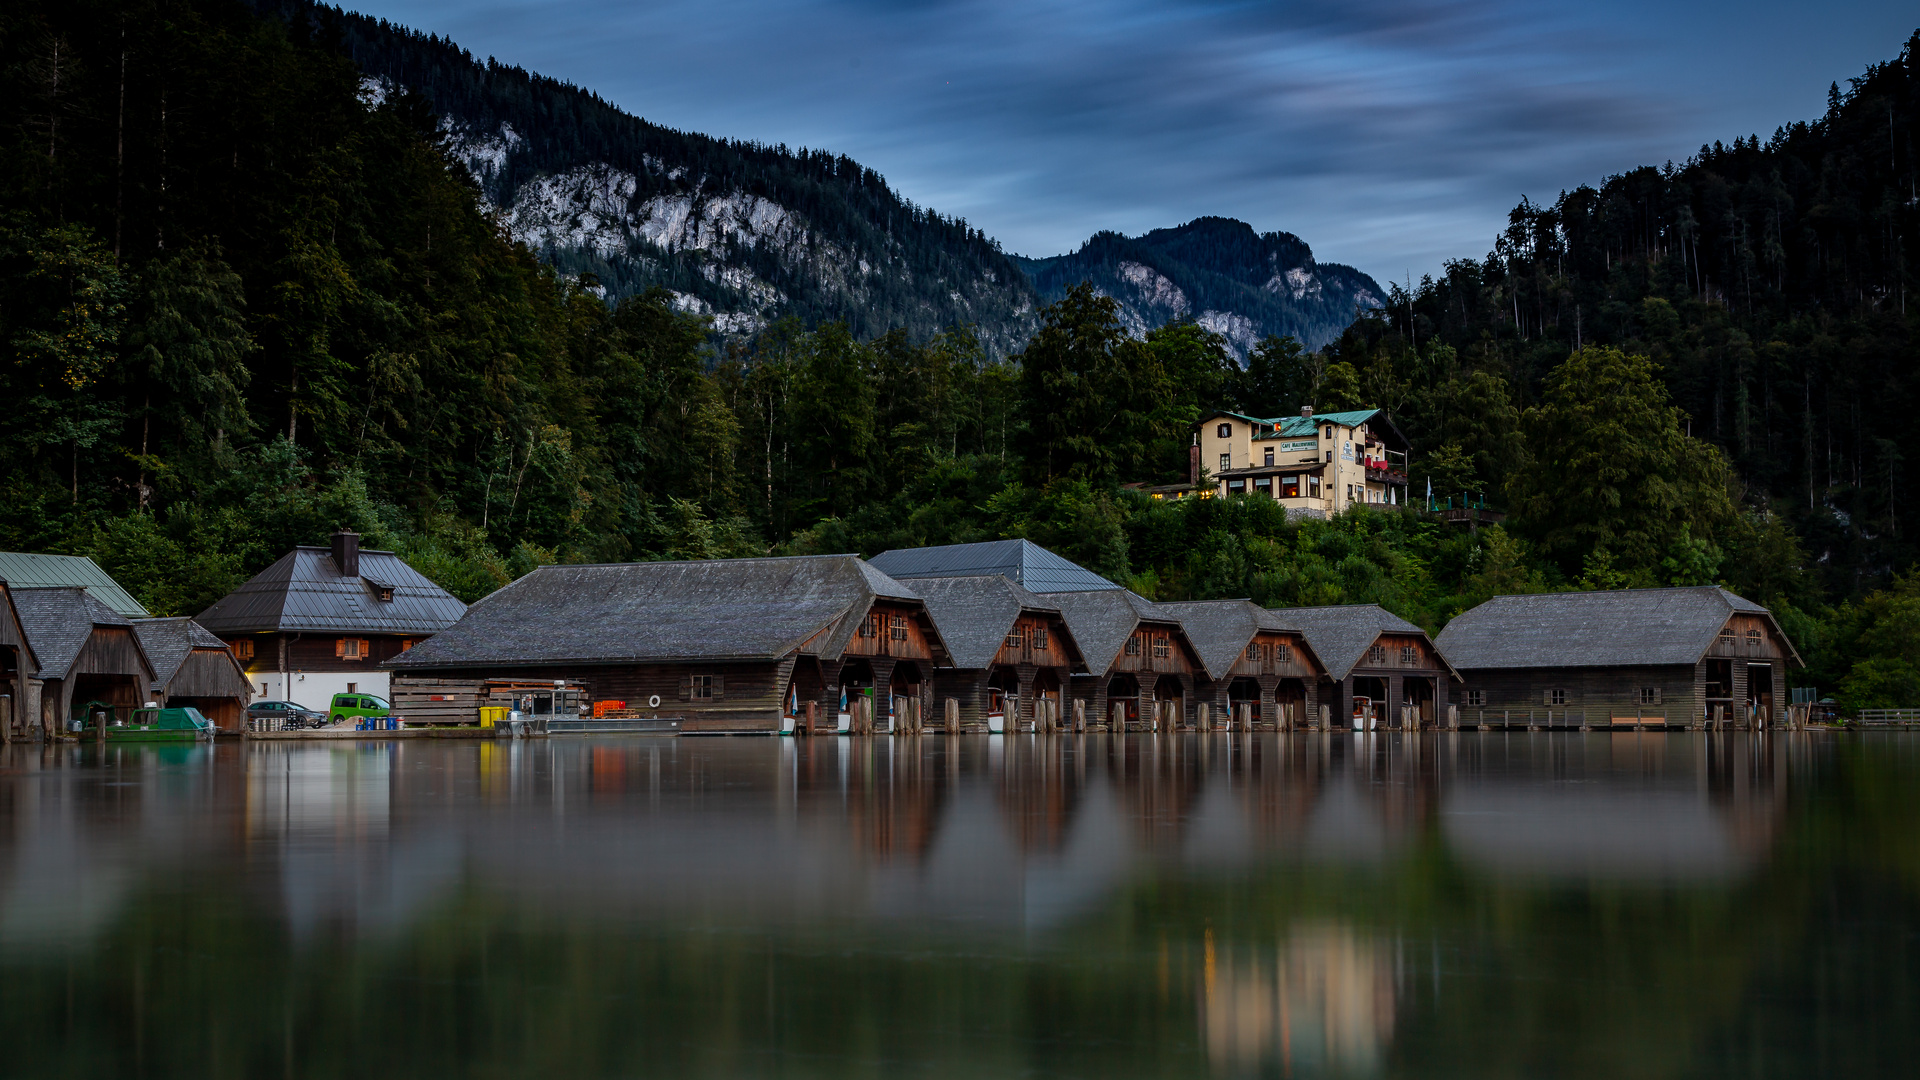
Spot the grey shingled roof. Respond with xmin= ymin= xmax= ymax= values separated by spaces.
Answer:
xmin=196 ymin=547 xmax=467 ymax=635
xmin=1035 ymin=588 xmax=1187 ymax=674
xmin=905 ymin=575 xmax=1084 ymax=670
xmin=1260 ymin=604 xmax=1435 ymax=681
xmin=868 ymin=539 xmax=1122 ymax=593
xmin=0 ymin=552 xmax=149 ymax=617
xmin=1435 ymin=586 xmax=1801 ymax=670
xmin=1154 ymin=600 xmax=1271 ymax=680
xmin=131 ymin=618 xmax=232 ymax=691
xmin=388 ymin=555 xmax=939 ymax=669
xmin=12 ymin=587 xmax=142 ymax=680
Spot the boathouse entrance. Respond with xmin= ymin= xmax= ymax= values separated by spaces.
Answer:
xmin=1107 ymin=674 xmax=1140 ymax=728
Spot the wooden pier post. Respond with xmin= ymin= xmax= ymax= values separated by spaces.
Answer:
xmin=944 ymin=697 xmax=960 ymax=735
xmin=1073 ymin=698 xmax=1086 ymax=733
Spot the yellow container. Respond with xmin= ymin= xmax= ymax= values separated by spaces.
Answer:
xmin=479 ymin=706 xmax=509 ymax=729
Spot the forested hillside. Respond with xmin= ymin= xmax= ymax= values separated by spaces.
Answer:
xmin=2 ymin=0 xmax=1917 ymax=708
xmin=1017 ymin=217 xmax=1383 ymax=355
xmin=249 ymin=0 xmax=1042 ymax=355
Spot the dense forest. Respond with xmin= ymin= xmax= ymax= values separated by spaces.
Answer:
xmin=1 ymin=0 xmax=1917 ymax=709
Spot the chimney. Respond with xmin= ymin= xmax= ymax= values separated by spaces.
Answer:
xmin=330 ymin=531 xmax=360 ymax=578
xmin=1189 ymin=437 xmax=1200 ymax=486
xmin=1301 ymin=405 xmax=1314 ymax=419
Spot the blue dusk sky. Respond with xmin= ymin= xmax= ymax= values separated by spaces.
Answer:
xmin=346 ymin=1 xmax=1914 ymax=285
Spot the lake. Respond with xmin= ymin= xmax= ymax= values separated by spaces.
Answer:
xmin=0 ymin=731 xmax=1915 ymax=1078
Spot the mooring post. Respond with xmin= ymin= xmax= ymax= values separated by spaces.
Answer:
xmin=1072 ymin=698 xmax=1086 ymax=733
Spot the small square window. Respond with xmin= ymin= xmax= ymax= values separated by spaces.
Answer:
xmin=1464 ymin=690 xmax=1485 ymax=707
xmin=1640 ymin=687 xmax=1662 ymax=705
xmin=691 ymin=675 xmax=713 ymax=700
xmin=1152 ymin=638 xmax=1171 ymax=659
xmin=1549 ymin=689 xmax=1568 ymax=706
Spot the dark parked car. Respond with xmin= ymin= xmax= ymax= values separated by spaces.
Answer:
xmin=247 ymin=699 xmax=325 ymax=729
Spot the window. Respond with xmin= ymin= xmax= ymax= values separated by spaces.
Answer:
xmin=891 ymin=614 xmax=909 ymax=641
xmin=1746 ymin=628 xmax=1762 ymax=651
xmin=1276 ymin=644 xmax=1293 ymax=664
xmin=1465 ymin=690 xmax=1485 ymax=706
xmin=1309 ymin=476 xmax=1321 ymax=498
xmin=1264 ymin=447 xmax=1275 ymax=467
xmin=1227 ymin=479 xmax=1245 ymax=494
xmin=346 ymin=682 xmax=358 ymax=694
xmin=1549 ymin=689 xmax=1568 ymax=706
xmin=1718 ymin=628 xmax=1735 ymax=647
xmin=1400 ymin=645 xmax=1417 ymax=666
xmin=1125 ymin=635 xmax=1142 ymax=656
xmin=1254 ymin=476 xmax=1272 ymax=495
xmin=1281 ymin=476 xmax=1300 ymax=499
xmin=399 ymin=639 xmax=413 ymax=651
xmin=335 ymin=638 xmax=369 ymax=661
xmin=1368 ymin=644 xmax=1386 ymax=665
xmin=232 ymin=639 xmax=254 ymax=663
xmin=1033 ymin=626 xmax=1048 ymax=650
xmin=1640 ymin=687 xmax=1662 ymax=705
xmin=1323 ymin=425 xmax=1333 ymax=440
xmin=1006 ymin=628 xmax=1025 ymax=649
xmin=1217 ymin=423 xmax=1232 ymax=438
xmin=1219 ymin=452 xmax=1232 ymax=473
xmin=1325 ymin=450 xmax=1333 ymax=463
xmin=1151 ymin=637 xmax=1171 ymax=659
xmin=1246 ymin=643 xmax=1261 ymax=661
xmin=859 ymin=615 xmax=878 ymax=638
xmin=691 ymin=675 xmax=713 ymax=700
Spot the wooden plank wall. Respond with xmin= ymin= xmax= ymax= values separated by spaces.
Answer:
xmin=394 ymin=661 xmax=795 ymax=732
xmin=1109 ymin=623 xmax=1198 ymax=677
xmin=1457 ymin=664 xmax=1701 ymax=723
xmin=842 ymin=602 xmax=939 ymax=662
xmin=168 ymin=649 xmax=251 ymax=700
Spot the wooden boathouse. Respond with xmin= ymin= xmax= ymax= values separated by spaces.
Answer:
xmin=131 ymin=618 xmax=253 ymax=733
xmin=1434 ymin=586 xmax=1801 ymax=729
xmin=907 ymin=575 xmax=1085 ymax=732
xmin=1155 ymin=600 xmax=1325 ymax=727
xmin=0 ymin=584 xmax=39 ymax=741
xmin=1040 ymin=589 xmax=1207 ymax=729
xmin=10 ymin=587 xmax=157 ymax=736
xmin=1263 ymin=604 xmax=1456 ymax=727
xmin=869 ymin=538 xmax=1125 ymax=594
xmin=385 ymin=555 xmax=950 ymax=734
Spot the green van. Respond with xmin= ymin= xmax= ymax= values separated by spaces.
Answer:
xmin=328 ymin=693 xmax=394 ymax=726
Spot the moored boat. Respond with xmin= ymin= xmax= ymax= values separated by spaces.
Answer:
xmin=108 ymin=706 xmax=214 ymax=743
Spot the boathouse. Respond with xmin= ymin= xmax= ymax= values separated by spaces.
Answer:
xmin=385 ymin=555 xmax=950 ymax=733
xmin=132 ymin=618 xmax=252 ymax=733
xmin=196 ymin=531 xmax=467 ymax=706
xmin=0 ymin=551 xmax=151 ymax=617
xmin=908 ymin=575 xmax=1085 ymax=731
xmin=0 ymin=584 xmax=40 ymax=741
xmin=11 ymin=587 xmax=157 ymax=736
xmin=1263 ymin=604 xmax=1455 ymax=726
xmin=1039 ymin=589 xmax=1206 ymax=729
xmin=1155 ymin=600 xmax=1326 ymax=727
xmin=1434 ymin=587 xmax=1800 ymax=727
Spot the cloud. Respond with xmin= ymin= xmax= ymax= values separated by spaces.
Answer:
xmin=351 ymin=0 xmax=1913 ymax=282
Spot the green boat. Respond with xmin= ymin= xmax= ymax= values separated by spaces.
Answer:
xmin=108 ymin=707 xmax=214 ymax=743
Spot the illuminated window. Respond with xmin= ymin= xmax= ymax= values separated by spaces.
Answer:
xmin=232 ymin=639 xmax=254 ymax=663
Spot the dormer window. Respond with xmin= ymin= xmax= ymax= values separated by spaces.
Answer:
xmin=364 ymin=576 xmax=395 ymax=602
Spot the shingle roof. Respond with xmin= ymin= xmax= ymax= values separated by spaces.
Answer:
xmin=1259 ymin=604 xmax=1432 ymax=681
xmin=0 ymin=552 xmax=149 ymax=617
xmin=131 ymin=618 xmax=232 ymax=690
xmin=1434 ymin=586 xmax=1801 ymax=670
xmin=905 ymin=575 xmax=1083 ymax=670
xmin=387 ymin=555 xmax=939 ymax=669
xmin=868 ymin=539 xmax=1122 ymax=593
xmin=1153 ymin=599 xmax=1268 ymax=680
xmin=1035 ymin=588 xmax=1185 ymax=674
xmin=12 ymin=587 xmax=139 ymax=680
xmin=196 ymin=547 xmax=467 ymax=635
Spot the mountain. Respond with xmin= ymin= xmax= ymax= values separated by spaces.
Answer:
xmin=1014 ymin=218 xmax=1385 ymax=357
xmin=255 ymin=2 xmax=1041 ymax=354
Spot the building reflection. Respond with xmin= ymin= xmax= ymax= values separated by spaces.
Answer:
xmin=1200 ymin=922 xmax=1396 ymax=1075
xmin=0 ymin=730 xmax=1818 ymax=949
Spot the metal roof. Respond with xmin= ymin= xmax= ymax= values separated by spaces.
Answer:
xmin=131 ymin=618 xmax=232 ymax=691
xmin=388 ymin=555 xmax=941 ymax=669
xmin=0 ymin=552 xmax=149 ymax=617
xmin=11 ymin=587 xmax=140 ymax=680
xmin=195 ymin=547 xmax=467 ymax=635
xmin=1259 ymin=603 xmax=1437 ymax=681
xmin=1198 ymin=409 xmax=1407 ymax=449
xmin=905 ymin=575 xmax=1084 ymax=671
xmin=868 ymin=539 xmax=1122 ymax=593
xmin=1434 ymin=587 xmax=1801 ymax=670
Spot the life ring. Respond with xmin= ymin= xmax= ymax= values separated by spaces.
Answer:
xmin=648 ymin=694 xmax=662 ymax=708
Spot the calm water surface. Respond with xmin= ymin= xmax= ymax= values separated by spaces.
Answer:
xmin=1 ymin=732 xmax=1916 ymax=1078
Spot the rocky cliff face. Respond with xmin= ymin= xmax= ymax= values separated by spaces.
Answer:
xmin=1015 ymin=218 xmax=1383 ymax=356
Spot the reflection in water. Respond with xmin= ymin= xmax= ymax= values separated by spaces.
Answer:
xmin=1201 ymin=923 xmax=1394 ymax=1075
xmin=0 ymin=731 xmax=1912 ymax=1078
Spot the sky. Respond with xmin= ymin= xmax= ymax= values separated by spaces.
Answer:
xmin=346 ymin=0 xmax=1914 ymax=286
